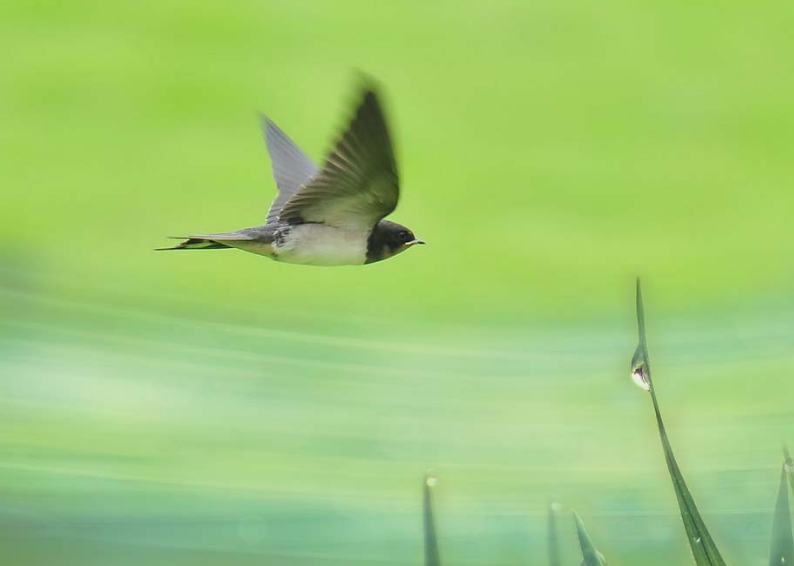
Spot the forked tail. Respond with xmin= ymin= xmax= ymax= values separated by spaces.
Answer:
xmin=155 ymin=237 xmax=233 ymax=251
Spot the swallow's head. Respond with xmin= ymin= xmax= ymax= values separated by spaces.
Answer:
xmin=366 ymin=220 xmax=424 ymax=263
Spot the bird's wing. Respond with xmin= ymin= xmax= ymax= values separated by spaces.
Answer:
xmin=277 ymin=89 xmax=399 ymax=232
xmin=262 ymin=116 xmax=319 ymax=227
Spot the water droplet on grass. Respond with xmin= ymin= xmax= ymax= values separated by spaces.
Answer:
xmin=631 ymin=366 xmax=650 ymax=391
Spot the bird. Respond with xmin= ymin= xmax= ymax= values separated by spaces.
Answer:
xmin=159 ymin=86 xmax=424 ymax=266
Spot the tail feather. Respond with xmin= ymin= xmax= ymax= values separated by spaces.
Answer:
xmin=156 ymin=228 xmax=268 ymax=251
xmin=155 ymin=238 xmax=233 ymax=251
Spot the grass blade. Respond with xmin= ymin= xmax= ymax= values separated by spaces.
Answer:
xmin=783 ymin=446 xmax=794 ymax=497
xmin=548 ymin=502 xmax=562 ymax=566
xmin=423 ymin=475 xmax=441 ymax=566
xmin=769 ymin=462 xmax=794 ymax=566
xmin=632 ymin=279 xmax=728 ymax=566
xmin=573 ymin=512 xmax=607 ymax=566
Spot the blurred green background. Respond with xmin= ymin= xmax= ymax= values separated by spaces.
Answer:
xmin=1 ymin=0 xmax=794 ymax=564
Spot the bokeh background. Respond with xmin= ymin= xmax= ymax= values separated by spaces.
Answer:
xmin=2 ymin=0 xmax=794 ymax=564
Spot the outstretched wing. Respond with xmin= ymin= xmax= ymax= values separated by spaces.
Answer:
xmin=277 ymin=89 xmax=399 ymax=231
xmin=262 ymin=116 xmax=318 ymax=227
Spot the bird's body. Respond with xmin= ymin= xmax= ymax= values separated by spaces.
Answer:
xmin=160 ymin=85 xmax=423 ymax=266
xmin=272 ymin=224 xmax=368 ymax=266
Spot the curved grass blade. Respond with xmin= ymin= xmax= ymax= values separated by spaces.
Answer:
xmin=548 ymin=502 xmax=562 ymax=566
xmin=769 ymin=462 xmax=794 ymax=566
xmin=423 ymin=475 xmax=441 ymax=566
xmin=573 ymin=512 xmax=607 ymax=566
xmin=633 ymin=279 xmax=727 ymax=566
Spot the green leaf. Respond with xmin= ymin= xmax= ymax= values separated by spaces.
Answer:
xmin=633 ymin=278 xmax=728 ymax=566
xmin=548 ymin=502 xmax=562 ymax=566
xmin=769 ymin=462 xmax=794 ymax=566
xmin=423 ymin=475 xmax=441 ymax=566
xmin=573 ymin=512 xmax=607 ymax=566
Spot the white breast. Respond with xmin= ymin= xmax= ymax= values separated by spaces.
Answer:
xmin=273 ymin=224 xmax=369 ymax=266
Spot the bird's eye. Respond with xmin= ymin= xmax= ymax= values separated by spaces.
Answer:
xmin=399 ymin=231 xmax=411 ymax=242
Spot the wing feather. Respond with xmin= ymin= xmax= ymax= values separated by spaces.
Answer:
xmin=262 ymin=116 xmax=318 ymax=226
xmin=278 ymin=89 xmax=399 ymax=231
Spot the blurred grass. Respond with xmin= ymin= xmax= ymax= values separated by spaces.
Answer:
xmin=574 ymin=512 xmax=607 ymax=566
xmin=547 ymin=503 xmax=562 ymax=566
xmin=1 ymin=0 xmax=794 ymax=564
xmin=424 ymin=477 xmax=441 ymax=566
xmin=769 ymin=463 xmax=793 ymax=566
xmin=2 ymin=282 xmax=794 ymax=564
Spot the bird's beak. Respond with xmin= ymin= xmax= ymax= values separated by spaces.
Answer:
xmin=408 ymin=239 xmax=425 ymax=246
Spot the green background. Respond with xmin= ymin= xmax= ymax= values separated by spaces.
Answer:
xmin=1 ymin=0 xmax=794 ymax=564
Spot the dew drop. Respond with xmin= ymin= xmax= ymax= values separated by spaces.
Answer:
xmin=631 ymin=367 xmax=651 ymax=391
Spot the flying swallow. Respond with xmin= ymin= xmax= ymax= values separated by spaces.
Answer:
xmin=160 ymin=85 xmax=423 ymax=265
